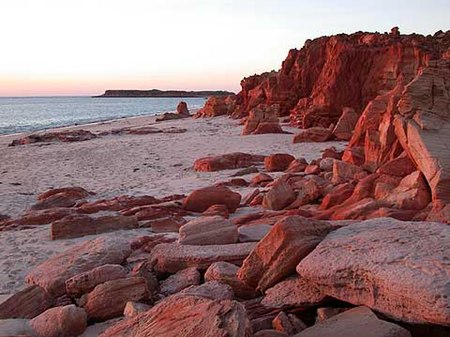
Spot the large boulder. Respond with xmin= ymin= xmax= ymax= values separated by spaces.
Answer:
xmin=395 ymin=59 xmax=450 ymax=204
xmin=80 ymin=277 xmax=149 ymax=321
xmin=65 ymin=264 xmax=127 ymax=298
xmin=296 ymin=218 xmax=450 ymax=325
xmin=195 ymin=95 xmax=236 ymax=118
xmin=194 ymin=152 xmax=265 ymax=172
xmin=293 ymin=127 xmax=332 ymax=143
xmin=151 ymin=242 xmax=256 ymax=274
xmin=332 ymin=107 xmax=359 ymax=140
xmin=262 ymin=179 xmax=296 ymax=211
xmin=294 ymin=306 xmax=411 ymax=337
xmin=242 ymin=105 xmax=284 ymax=135
xmin=176 ymin=101 xmax=190 ymax=116
xmin=183 ymin=186 xmax=242 ymax=213
xmin=25 ymin=237 xmax=131 ymax=297
xmin=178 ymin=216 xmax=238 ymax=245
xmin=0 ymin=285 xmax=53 ymax=319
xmin=261 ymin=276 xmax=326 ymax=309
xmin=382 ymin=170 xmax=431 ymax=210
xmin=205 ymin=262 xmax=258 ymax=299
xmin=237 ymin=216 xmax=335 ymax=291
xmin=264 ymin=154 xmax=295 ymax=172
xmin=99 ymin=294 xmax=252 ymax=337
xmin=31 ymin=187 xmax=92 ymax=210
xmin=30 ymin=305 xmax=87 ymax=337
xmin=50 ymin=214 xmax=138 ymax=240
xmin=159 ymin=267 xmax=201 ymax=296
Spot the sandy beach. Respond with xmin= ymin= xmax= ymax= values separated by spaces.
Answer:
xmin=0 ymin=114 xmax=346 ymax=297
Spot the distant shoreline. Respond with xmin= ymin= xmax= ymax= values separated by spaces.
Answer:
xmin=94 ymin=89 xmax=234 ymax=98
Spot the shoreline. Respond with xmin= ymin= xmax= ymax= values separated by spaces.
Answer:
xmin=0 ymin=108 xmax=201 ymax=140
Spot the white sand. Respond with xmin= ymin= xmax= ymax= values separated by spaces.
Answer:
xmin=0 ymin=114 xmax=346 ymax=297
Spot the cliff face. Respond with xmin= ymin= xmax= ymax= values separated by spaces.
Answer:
xmin=230 ymin=29 xmax=449 ymax=128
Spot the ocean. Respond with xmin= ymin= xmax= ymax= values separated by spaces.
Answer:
xmin=0 ymin=96 xmax=207 ymax=135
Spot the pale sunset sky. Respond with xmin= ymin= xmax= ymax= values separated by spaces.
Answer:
xmin=0 ymin=0 xmax=448 ymax=96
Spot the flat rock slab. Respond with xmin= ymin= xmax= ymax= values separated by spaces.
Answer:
xmin=261 ymin=276 xmax=326 ymax=309
xmin=237 ymin=216 xmax=334 ymax=291
xmin=150 ymin=242 xmax=256 ymax=274
xmin=294 ymin=306 xmax=411 ymax=337
xmin=297 ymin=218 xmax=450 ymax=326
xmin=99 ymin=294 xmax=252 ymax=337
xmin=25 ymin=237 xmax=131 ymax=297
xmin=0 ymin=285 xmax=53 ymax=319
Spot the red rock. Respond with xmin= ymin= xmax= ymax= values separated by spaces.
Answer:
xmin=304 ymin=164 xmax=320 ymax=175
xmin=332 ymin=107 xmax=359 ymax=140
xmin=30 ymin=305 xmax=87 ymax=337
xmin=293 ymin=127 xmax=332 ymax=143
xmin=319 ymin=158 xmax=334 ymax=172
xmin=241 ymin=189 xmax=261 ymax=206
xmin=264 ymin=154 xmax=295 ymax=172
xmin=285 ymin=158 xmax=308 ymax=173
xmin=366 ymin=207 xmax=418 ymax=221
xmin=202 ymin=204 xmax=230 ymax=218
xmin=242 ymin=105 xmax=284 ymax=135
xmin=237 ymin=216 xmax=334 ymax=291
xmin=78 ymin=195 xmax=159 ymax=214
xmin=205 ymin=261 xmax=259 ymax=299
xmin=65 ymin=264 xmax=127 ymax=298
xmin=150 ymin=242 xmax=256 ymax=274
xmin=178 ymin=216 xmax=238 ymax=245
xmin=296 ymin=306 xmax=411 ymax=337
xmin=122 ymin=203 xmax=190 ymax=221
xmin=142 ymin=215 xmax=187 ymax=233
xmin=130 ymin=234 xmax=177 ymax=253
xmin=231 ymin=166 xmax=259 ymax=176
xmin=31 ymin=192 xmax=84 ymax=211
xmin=395 ymin=59 xmax=450 ymax=204
xmin=195 ymin=95 xmax=237 ymax=118
xmin=342 ymin=146 xmax=365 ymax=166
xmin=80 ymin=277 xmax=149 ymax=321
xmin=321 ymin=147 xmax=343 ymax=160
xmin=331 ymin=160 xmax=364 ymax=184
xmin=261 ymin=276 xmax=326 ymax=309
xmin=427 ymin=202 xmax=450 ymax=224
xmin=319 ymin=183 xmax=354 ymax=210
xmin=330 ymin=198 xmax=389 ymax=220
xmin=0 ymin=285 xmax=54 ymax=319
xmin=159 ymin=267 xmax=201 ymax=296
xmin=37 ymin=186 xmax=92 ymax=202
xmin=10 ymin=129 xmax=97 ymax=146
xmin=194 ymin=152 xmax=265 ymax=172
xmin=50 ymin=214 xmax=138 ymax=240
xmin=179 ymin=281 xmax=234 ymax=301
xmin=297 ymin=218 xmax=450 ymax=325
xmin=15 ymin=207 xmax=78 ymax=226
xmin=123 ymin=301 xmax=151 ymax=318
xmin=25 ymin=237 xmax=131 ymax=297
xmin=287 ymin=179 xmax=321 ymax=208
xmin=383 ymin=171 xmax=431 ymax=210
xmin=99 ymin=294 xmax=252 ymax=337
xmin=176 ymin=101 xmax=190 ymax=116
xmin=376 ymin=155 xmax=416 ymax=177
xmin=262 ymin=179 xmax=296 ymax=211
xmin=250 ymin=173 xmax=274 ymax=186
xmin=272 ymin=311 xmax=307 ymax=335
xmin=183 ymin=186 xmax=241 ymax=213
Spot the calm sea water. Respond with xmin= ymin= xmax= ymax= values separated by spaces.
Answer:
xmin=0 ymin=96 xmax=207 ymax=135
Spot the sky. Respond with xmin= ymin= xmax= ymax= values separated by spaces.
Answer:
xmin=0 ymin=0 xmax=449 ymax=96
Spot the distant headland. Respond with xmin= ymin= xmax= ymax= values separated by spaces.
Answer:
xmin=94 ymin=89 xmax=234 ymax=98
